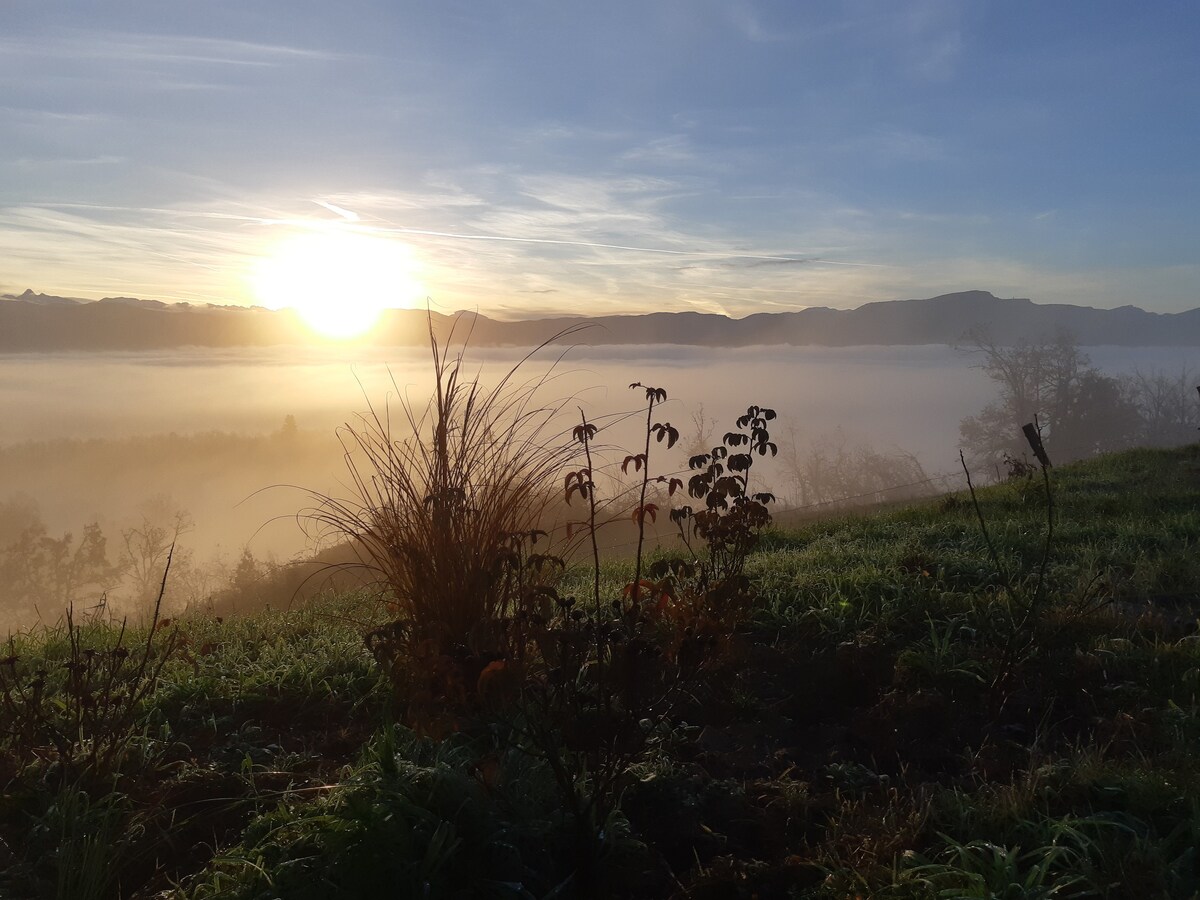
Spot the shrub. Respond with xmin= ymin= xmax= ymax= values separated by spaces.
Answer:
xmin=303 ymin=318 xmax=579 ymax=726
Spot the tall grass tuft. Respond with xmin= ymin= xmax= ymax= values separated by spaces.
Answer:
xmin=304 ymin=315 xmax=580 ymax=655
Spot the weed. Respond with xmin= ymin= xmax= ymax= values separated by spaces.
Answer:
xmin=673 ymin=404 xmax=778 ymax=586
xmin=491 ymin=383 xmax=690 ymax=885
xmin=42 ymin=782 xmax=131 ymax=900
xmin=812 ymin=785 xmax=931 ymax=890
xmin=488 ymin=387 xmax=778 ymax=886
xmin=959 ymin=445 xmax=1059 ymax=718
xmin=909 ymin=834 xmax=1092 ymax=898
xmin=0 ymin=548 xmax=180 ymax=779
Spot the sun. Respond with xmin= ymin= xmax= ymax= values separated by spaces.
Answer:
xmin=252 ymin=230 xmax=425 ymax=338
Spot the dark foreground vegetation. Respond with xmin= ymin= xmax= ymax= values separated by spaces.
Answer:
xmin=1 ymin=438 xmax=1198 ymax=898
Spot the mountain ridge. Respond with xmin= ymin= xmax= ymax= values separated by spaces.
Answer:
xmin=2 ymin=289 xmax=1199 ymax=350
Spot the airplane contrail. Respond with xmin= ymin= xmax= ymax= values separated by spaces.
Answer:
xmin=312 ymin=200 xmax=360 ymax=221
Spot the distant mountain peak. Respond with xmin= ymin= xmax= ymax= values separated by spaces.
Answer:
xmin=929 ymin=289 xmax=997 ymax=301
xmin=6 ymin=289 xmax=84 ymax=306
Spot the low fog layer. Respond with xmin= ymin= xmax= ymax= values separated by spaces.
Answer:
xmin=0 ymin=342 xmax=1195 ymax=630
xmin=0 ymin=342 xmax=1005 ymax=447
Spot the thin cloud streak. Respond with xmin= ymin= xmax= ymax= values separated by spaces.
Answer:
xmin=367 ymin=223 xmax=881 ymax=266
xmin=0 ymin=32 xmax=338 ymax=67
xmin=25 ymin=199 xmax=883 ymax=267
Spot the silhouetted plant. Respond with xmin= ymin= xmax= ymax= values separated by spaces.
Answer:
xmin=0 ymin=548 xmax=181 ymax=779
xmin=493 ymin=383 xmax=697 ymax=887
xmin=1001 ymin=451 xmax=1038 ymax=481
xmin=656 ymin=404 xmax=779 ymax=630
xmin=678 ymin=407 xmax=776 ymax=549
xmin=960 ymin=438 xmax=1064 ymax=719
xmin=483 ymin=392 xmax=780 ymax=887
xmin=311 ymin=345 xmax=781 ymax=885
xmin=302 ymin=316 xmax=581 ymax=732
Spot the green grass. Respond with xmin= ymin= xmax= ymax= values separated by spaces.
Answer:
xmin=3 ymin=446 xmax=1200 ymax=898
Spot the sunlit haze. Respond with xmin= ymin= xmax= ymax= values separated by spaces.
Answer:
xmin=252 ymin=229 xmax=425 ymax=337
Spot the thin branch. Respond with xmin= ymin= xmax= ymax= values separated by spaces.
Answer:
xmin=959 ymin=450 xmax=1012 ymax=593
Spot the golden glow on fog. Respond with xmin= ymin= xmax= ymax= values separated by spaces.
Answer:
xmin=253 ymin=231 xmax=425 ymax=338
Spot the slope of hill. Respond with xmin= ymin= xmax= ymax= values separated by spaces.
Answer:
xmin=4 ymin=288 xmax=1200 ymax=350
xmin=1 ymin=445 xmax=1198 ymax=897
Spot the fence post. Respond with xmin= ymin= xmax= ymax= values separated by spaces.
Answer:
xmin=1022 ymin=422 xmax=1052 ymax=469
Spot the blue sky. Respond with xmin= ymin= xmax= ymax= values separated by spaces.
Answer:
xmin=1 ymin=0 xmax=1197 ymax=317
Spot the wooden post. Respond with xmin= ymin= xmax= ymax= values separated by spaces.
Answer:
xmin=1022 ymin=422 xmax=1052 ymax=469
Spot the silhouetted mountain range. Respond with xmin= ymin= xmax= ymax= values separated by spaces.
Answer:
xmin=2 ymin=289 xmax=1199 ymax=351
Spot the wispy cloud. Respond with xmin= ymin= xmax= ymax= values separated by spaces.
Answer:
xmin=14 ymin=156 xmax=125 ymax=167
xmin=619 ymin=136 xmax=697 ymax=165
xmin=898 ymin=1 xmax=964 ymax=81
xmin=0 ymin=31 xmax=337 ymax=67
xmin=7 ymin=188 xmax=1196 ymax=315
xmin=0 ymin=5 xmax=1194 ymax=317
xmin=0 ymin=107 xmax=107 ymax=124
xmin=723 ymin=1 xmax=792 ymax=44
xmin=0 ymin=202 xmax=260 ymax=301
xmin=790 ymin=0 xmax=963 ymax=81
xmin=369 ymin=223 xmax=815 ymax=262
xmin=893 ymin=209 xmax=990 ymax=226
xmin=321 ymin=187 xmax=487 ymax=212
xmin=838 ymin=128 xmax=948 ymax=164
xmin=3 ymin=176 xmax=884 ymax=317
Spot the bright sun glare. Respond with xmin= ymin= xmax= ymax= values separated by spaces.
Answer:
xmin=252 ymin=230 xmax=425 ymax=338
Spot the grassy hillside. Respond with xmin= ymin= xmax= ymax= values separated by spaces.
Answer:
xmin=2 ymin=445 xmax=1198 ymax=898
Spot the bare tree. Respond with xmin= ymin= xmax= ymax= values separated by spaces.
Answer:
xmin=958 ymin=328 xmax=1142 ymax=468
xmin=120 ymin=498 xmax=193 ymax=613
xmin=1126 ymin=367 xmax=1198 ymax=447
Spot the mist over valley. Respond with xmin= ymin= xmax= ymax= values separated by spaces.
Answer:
xmin=2 ymin=330 xmax=1195 ymax=630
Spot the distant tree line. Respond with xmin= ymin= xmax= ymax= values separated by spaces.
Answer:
xmin=0 ymin=494 xmax=294 ymax=630
xmin=959 ymin=329 xmax=1198 ymax=471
